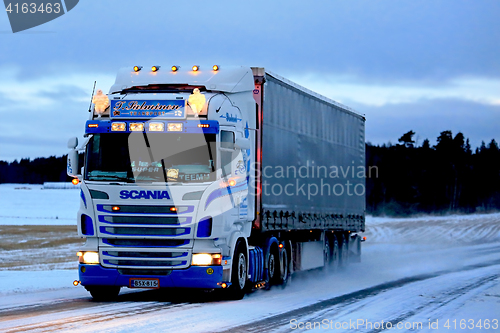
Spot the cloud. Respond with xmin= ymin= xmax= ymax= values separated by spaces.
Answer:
xmin=1 ymin=0 xmax=499 ymax=82
xmin=0 ymin=68 xmax=115 ymax=161
xmin=357 ymin=98 xmax=500 ymax=149
xmin=288 ymin=74 xmax=500 ymax=107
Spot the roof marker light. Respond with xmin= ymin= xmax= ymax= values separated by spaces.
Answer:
xmin=171 ymin=65 xmax=179 ymax=72
xmin=129 ymin=123 xmax=144 ymax=131
xmin=152 ymin=66 xmax=160 ymax=72
xmin=192 ymin=65 xmax=199 ymax=72
xmin=111 ymin=122 xmax=126 ymax=131
xmin=133 ymin=66 xmax=142 ymax=72
xmin=149 ymin=122 xmax=165 ymax=132
xmin=167 ymin=123 xmax=183 ymax=132
xmin=212 ymin=65 xmax=219 ymax=71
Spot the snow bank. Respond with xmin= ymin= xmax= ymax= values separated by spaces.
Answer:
xmin=365 ymin=213 xmax=500 ymax=244
xmin=43 ymin=182 xmax=80 ymax=189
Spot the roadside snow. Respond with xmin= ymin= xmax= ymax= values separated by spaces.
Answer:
xmin=0 ymin=184 xmax=79 ymax=225
xmin=0 ymin=270 xmax=79 ymax=295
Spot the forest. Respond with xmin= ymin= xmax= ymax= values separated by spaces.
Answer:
xmin=1 ymin=130 xmax=499 ymax=216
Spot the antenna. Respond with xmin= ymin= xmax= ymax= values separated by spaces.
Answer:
xmin=88 ymin=81 xmax=96 ymax=112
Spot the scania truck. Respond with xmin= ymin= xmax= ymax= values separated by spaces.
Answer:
xmin=67 ymin=65 xmax=366 ymax=300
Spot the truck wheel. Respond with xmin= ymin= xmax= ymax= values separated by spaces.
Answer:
xmin=86 ymin=286 xmax=120 ymax=301
xmin=267 ymin=247 xmax=280 ymax=285
xmin=339 ymin=234 xmax=349 ymax=267
xmin=227 ymin=240 xmax=247 ymax=300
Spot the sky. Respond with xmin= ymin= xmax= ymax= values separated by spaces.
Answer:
xmin=0 ymin=0 xmax=499 ymax=161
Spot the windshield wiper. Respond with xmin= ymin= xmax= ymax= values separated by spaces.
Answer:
xmin=88 ymin=175 xmax=134 ymax=182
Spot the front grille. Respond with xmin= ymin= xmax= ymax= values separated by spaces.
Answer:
xmin=104 ymin=259 xmax=186 ymax=267
xmin=101 ymin=215 xmax=188 ymax=225
xmin=99 ymin=205 xmax=191 ymax=214
xmin=104 ymin=251 xmax=187 ymax=258
xmin=118 ymin=269 xmax=172 ymax=276
xmin=103 ymin=238 xmax=189 ymax=247
xmin=100 ymin=226 xmax=190 ymax=236
xmin=100 ymin=248 xmax=191 ymax=269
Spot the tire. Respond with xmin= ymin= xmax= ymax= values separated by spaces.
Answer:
xmin=86 ymin=286 xmax=120 ymax=301
xmin=330 ymin=235 xmax=340 ymax=271
xmin=267 ymin=246 xmax=280 ymax=285
xmin=278 ymin=247 xmax=289 ymax=286
xmin=350 ymin=236 xmax=362 ymax=263
xmin=226 ymin=240 xmax=247 ymax=300
xmin=324 ymin=237 xmax=331 ymax=265
xmin=339 ymin=234 xmax=349 ymax=267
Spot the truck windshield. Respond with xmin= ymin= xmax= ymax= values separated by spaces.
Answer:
xmin=85 ymin=133 xmax=216 ymax=183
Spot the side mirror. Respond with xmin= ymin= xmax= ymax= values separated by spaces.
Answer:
xmin=67 ymin=149 xmax=79 ymax=177
xmin=235 ymin=137 xmax=250 ymax=150
xmin=68 ymin=137 xmax=78 ymax=149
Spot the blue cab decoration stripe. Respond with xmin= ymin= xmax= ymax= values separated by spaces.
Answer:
xmin=205 ymin=181 xmax=248 ymax=209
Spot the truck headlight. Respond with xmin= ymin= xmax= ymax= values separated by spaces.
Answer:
xmin=78 ymin=251 xmax=99 ymax=264
xmin=191 ymin=253 xmax=221 ymax=266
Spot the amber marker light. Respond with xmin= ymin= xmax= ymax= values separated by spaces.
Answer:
xmin=72 ymin=178 xmax=79 ymax=185
xmin=228 ymin=179 xmax=236 ymax=187
xmin=112 ymin=206 xmax=120 ymax=211
xmin=148 ymin=122 xmax=165 ymax=132
xmin=77 ymin=251 xmax=83 ymax=257
xmin=133 ymin=66 xmax=142 ymax=72
xmin=221 ymin=283 xmax=227 ymax=288
xmin=171 ymin=65 xmax=179 ymax=72
xmin=212 ymin=65 xmax=219 ymax=71
xmin=73 ymin=280 xmax=80 ymax=286
xmin=192 ymin=65 xmax=199 ymax=72
xmin=87 ymin=124 xmax=98 ymax=128
xmin=197 ymin=124 xmax=209 ymax=128
xmin=111 ymin=122 xmax=126 ymax=131
xmin=170 ymin=207 xmax=177 ymax=212
xmin=279 ymin=243 xmax=284 ymax=249
xmin=129 ymin=123 xmax=144 ymax=131
xmin=151 ymin=66 xmax=160 ymax=72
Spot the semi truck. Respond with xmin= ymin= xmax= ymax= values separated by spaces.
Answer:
xmin=67 ymin=65 xmax=366 ymax=300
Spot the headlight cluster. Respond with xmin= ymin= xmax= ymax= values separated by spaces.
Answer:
xmin=77 ymin=251 xmax=99 ymax=264
xmin=191 ymin=253 xmax=222 ymax=266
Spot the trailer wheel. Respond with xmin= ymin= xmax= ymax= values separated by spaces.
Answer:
xmin=324 ymin=237 xmax=330 ymax=265
xmin=227 ymin=240 xmax=247 ymax=300
xmin=331 ymin=236 xmax=340 ymax=271
xmin=86 ymin=286 xmax=120 ymax=301
xmin=323 ymin=235 xmax=340 ymax=272
xmin=279 ymin=247 xmax=289 ymax=285
xmin=339 ymin=234 xmax=349 ymax=267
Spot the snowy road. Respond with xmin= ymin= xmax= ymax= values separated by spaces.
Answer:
xmin=1 ymin=186 xmax=499 ymax=332
xmin=1 ymin=242 xmax=499 ymax=332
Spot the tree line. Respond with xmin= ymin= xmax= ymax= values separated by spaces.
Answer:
xmin=366 ymin=130 xmax=500 ymax=216
xmin=1 ymin=130 xmax=499 ymax=216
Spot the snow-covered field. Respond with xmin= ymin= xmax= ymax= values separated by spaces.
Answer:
xmin=0 ymin=184 xmax=499 ymax=332
xmin=0 ymin=184 xmax=79 ymax=225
